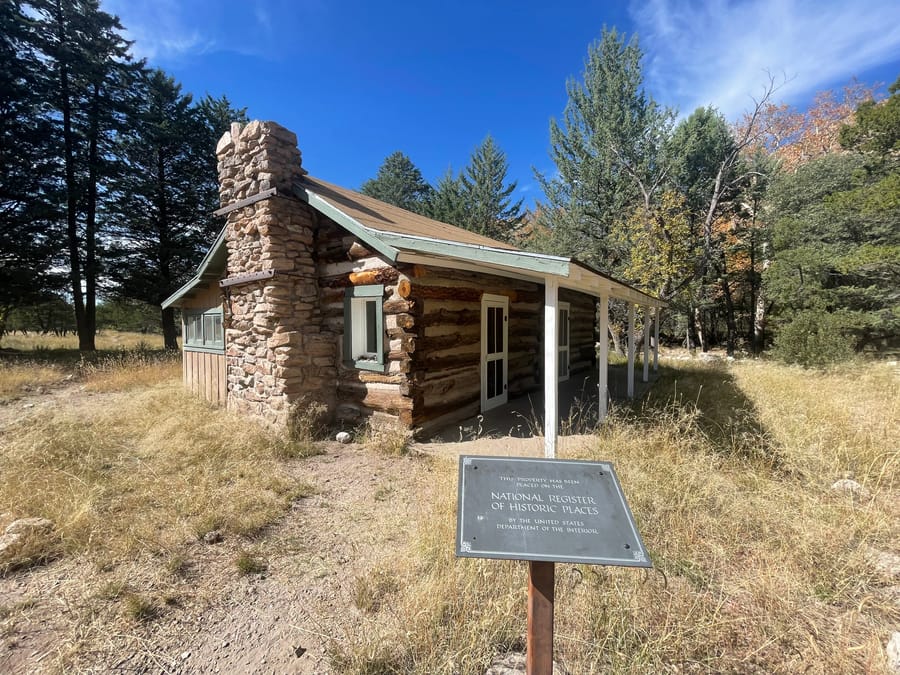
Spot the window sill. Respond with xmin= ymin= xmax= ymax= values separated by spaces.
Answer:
xmin=344 ymin=358 xmax=385 ymax=372
xmin=184 ymin=345 xmax=225 ymax=354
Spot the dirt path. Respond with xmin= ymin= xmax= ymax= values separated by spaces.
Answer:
xmin=1 ymin=383 xmax=587 ymax=674
xmin=1 ymin=426 xmax=439 ymax=674
xmin=136 ymin=443 xmax=435 ymax=675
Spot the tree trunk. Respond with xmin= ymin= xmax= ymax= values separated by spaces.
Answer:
xmin=720 ymin=275 xmax=737 ymax=356
xmin=693 ymin=306 xmax=707 ymax=353
xmin=56 ymin=2 xmax=87 ymax=350
xmin=161 ymin=306 xmax=178 ymax=350
xmin=81 ymin=81 xmax=102 ymax=351
xmin=751 ymin=242 xmax=771 ymax=356
xmin=609 ymin=324 xmax=623 ymax=356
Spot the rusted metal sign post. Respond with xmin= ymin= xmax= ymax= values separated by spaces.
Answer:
xmin=456 ymin=456 xmax=651 ymax=675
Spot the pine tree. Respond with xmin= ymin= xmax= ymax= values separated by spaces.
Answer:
xmin=0 ymin=0 xmax=62 ymax=337
xmin=459 ymin=135 xmax=522 ymax=240
xmin=105 ymin=71 xmax=246 ymax=349
xmin=427 ymin=168 xmax=468 ymax=227
xmin=29 ymin=0 xmax=139 ymax=350
xmin=537 ymin=28 xmax=673 ymax=269
xmin=360 ymin=152 xmax=433 ymax=215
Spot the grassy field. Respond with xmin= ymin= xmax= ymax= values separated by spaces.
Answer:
xmin=1 ymin=338 xmax=897 ymax=673
xmin=0 ymin=331 xmax=176 ymax=401
xmin=336 ymin=359 xmax=900 ymax=674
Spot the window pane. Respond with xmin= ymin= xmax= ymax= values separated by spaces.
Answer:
xmin=495 ymin=307 xmax=503 ymax=353
xmin=188 ymin=315 xmax=201 ymax=344
xmin=487 ymin=360 xmax=496 ymax=398
xmin=559 ymin=309 xmax=568 ymax=346
xmin=487 ymin=307 xmax=496 ymax=354
xmin=494 ymin=359 xmax=503 ymax=397
xmin=365 ymin=300 xmax=378 ymax=354
xmin=211 ymin=314 xmax=223 ymax=345
xmin=203 ymin=315 xmax=215 ymax=345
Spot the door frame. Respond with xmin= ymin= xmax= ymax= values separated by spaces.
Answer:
xmin=481 ymin=293 xmax=509 ymax=412
xmin=558 ymin=301 xmax=570 ymax=382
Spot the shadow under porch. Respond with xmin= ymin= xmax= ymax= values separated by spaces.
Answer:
xmin=426 ymin=362 xmax=661 ymax=442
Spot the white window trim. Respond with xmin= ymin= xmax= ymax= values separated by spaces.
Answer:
xmin=343 ymin=285 xmax=385 ymax=372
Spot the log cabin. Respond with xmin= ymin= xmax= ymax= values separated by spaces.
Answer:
xmin=163 ymin=120 xmax=666 ymax=454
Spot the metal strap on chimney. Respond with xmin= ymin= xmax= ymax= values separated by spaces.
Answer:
xmin=213 ymin=187 xmax=278 ymax=216
xmin=219 ymin=269 xmax=276 ymax=288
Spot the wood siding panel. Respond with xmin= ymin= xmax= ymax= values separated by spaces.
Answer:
xmin=183 ymin=350 xmax=226 ymax=406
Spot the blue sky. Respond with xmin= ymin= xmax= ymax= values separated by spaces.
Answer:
xmin=103 ymin=0 xmax=900 ymax=209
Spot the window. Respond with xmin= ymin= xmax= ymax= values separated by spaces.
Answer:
xmin=183 ymin=307 xmax=224 ymax=351
xmin=343 ymin=285 xmax=384 ymax=371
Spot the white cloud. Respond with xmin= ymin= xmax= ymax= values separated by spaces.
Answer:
xmin=103 ymin=0 xmax=215 ymax=62
xmin=102 ymin=0 xmax=284 ymax=64
xmin=630 ymin=0 xmax=900 ymax=119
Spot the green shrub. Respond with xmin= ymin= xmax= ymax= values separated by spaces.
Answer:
xmin=772 ymin=310 xmax=854 ymax=367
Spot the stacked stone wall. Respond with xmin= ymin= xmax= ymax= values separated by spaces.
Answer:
xmin=216 ymin=121 xmax=336 ymax=428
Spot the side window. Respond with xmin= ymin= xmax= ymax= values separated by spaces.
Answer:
xmin=183 ymin=308 xmax=224 ymax=351
xmin=343 ymin=285 xmax=384 ymax=371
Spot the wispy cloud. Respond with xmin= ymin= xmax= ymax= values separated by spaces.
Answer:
xmin=102 ymin=0 xmax=293 ymax=64
xmin=630 ymin=0 xmax=900 ymax=119
xmin=103 ymin=0 xmax=215 ymax=63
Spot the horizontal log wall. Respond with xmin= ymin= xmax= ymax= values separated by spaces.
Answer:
xmin=316 ymin=219 xmax=416 ymax=425
xmin=406 ymin=267 xmax=542 ymax=431
xmin=560 ymin=288 xmax=598 ymax=375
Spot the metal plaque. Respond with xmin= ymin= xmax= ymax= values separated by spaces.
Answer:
xmin=456 ymin=455 xmax=651 ymax=567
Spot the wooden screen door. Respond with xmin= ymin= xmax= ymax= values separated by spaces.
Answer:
xmin=558 ymin=302 xmax=570 ymax=382
xmin=481 ymin=294 xmax=509 ymax=411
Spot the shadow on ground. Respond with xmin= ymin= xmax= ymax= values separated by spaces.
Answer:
xmin=429 ymin=357 xmax=782 ymax=467
xmin=627 ymin=359 xmax=781 ymax=466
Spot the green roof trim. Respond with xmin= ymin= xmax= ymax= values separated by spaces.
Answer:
xmin=161 ymin=228 xmax=228 ymax=309
xmin=374 ymin=230 xmax=571 ymax=277
xmin=295 ymin=185 xmax=401 ymax=263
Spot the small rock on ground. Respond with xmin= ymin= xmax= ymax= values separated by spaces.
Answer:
xmin=485 ymin=652 xmax=566 ymax=675
xmin=866 ymin=547 xmax=900 ymax=579
xmin=887 ymin=632 xmax=900 ymax=674
xmin=830 ymin=478 xmax=871 ymax=499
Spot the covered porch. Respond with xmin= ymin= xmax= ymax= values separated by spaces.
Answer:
xmin=428 ymin=360 xmax=662 ymax=443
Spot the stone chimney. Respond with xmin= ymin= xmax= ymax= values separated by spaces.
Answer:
xmin=216 ymin=121 xmax=335 ymax=428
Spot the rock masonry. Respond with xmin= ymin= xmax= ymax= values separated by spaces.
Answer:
xmin=216 ymin=121 xmax=336 ymax=427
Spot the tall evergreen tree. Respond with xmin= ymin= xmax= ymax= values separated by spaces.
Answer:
xmin=361 ymin=151 xmax=433 ymax=215
xmin=105 ymin=71 xmax=246 ymax=349
xmin=459 ymin=135 xmax=523 ymax=240
xmin=427 ymin=167 xmax=468 ymax=227
xmin=0 ymin=0 xmax=62 ymax=336
xmin=29 ymin=0 xmax=139 ymax=350
xmin=537 ymin=28 xmax=673 ymax=269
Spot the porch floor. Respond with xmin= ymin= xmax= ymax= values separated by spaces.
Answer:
xmin=425 ymin=363 xmax=660 ymax=442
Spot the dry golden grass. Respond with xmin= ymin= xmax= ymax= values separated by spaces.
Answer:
xmin=0 ymin=331 xmax=181 ymax=399
xmin=335 ymin=359 xmax=900 ymax=674
xmin=362 ymin=417 xmax=413 ymax=456
xmin=77 ymin=349 xmax=182 ymax=393
xmin=0 ymin=363 xmax=66 ymax=402
xmin=0 ymin=330 xmax=164 ymax=352
xmin=0 ymin=381 xmax=311 ymax=569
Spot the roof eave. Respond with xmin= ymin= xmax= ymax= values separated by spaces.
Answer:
xmin=161 ymin=228 xmax=228 ymax=309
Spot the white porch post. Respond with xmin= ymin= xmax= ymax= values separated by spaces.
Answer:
xmin=598 ymin=294 xmax=609 ymax=423
xmin=654 ymin=308 xmax=660 ymax=372
xmin=627 ymin=303 xmax=635 ymax=399
xmin=643 ymin=306 xmax=650 ymax=383
xmin=544 ymin=278 xmax=559 ymax=458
